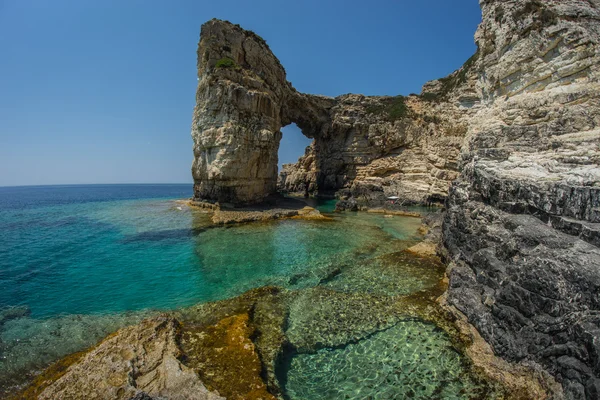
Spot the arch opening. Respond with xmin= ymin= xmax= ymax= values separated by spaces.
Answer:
xmin=278 ymin=123 xmax=312 ymax=172
xmin=277 ymin=123 xmax=314 ymax=196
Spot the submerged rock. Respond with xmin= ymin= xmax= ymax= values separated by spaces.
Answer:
xmin=17 ymin=246 xmax=525 ymax=399
xmin=25 ymin=316 xmax=223 ymax=400
xmin=180 ymin=313 xmax=276 ymax=400
xmin=285 ymin=320 xmax=499 ymax=400
xmin=0 ymin=306 xmax=30 ymax=326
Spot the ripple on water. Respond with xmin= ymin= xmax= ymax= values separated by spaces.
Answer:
xmin=1 ymin=187 xmax=461 ymax=396
xmin=285 ymin=320 xmax=496 ymax=400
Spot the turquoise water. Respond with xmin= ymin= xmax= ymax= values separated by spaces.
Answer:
xmin=0 ymin=185 xmax=493 ymax=398
xmin=0 ymin=186 xmax=421 ymax=318
xmin=286 ymin=320 xmax=489 ymax=399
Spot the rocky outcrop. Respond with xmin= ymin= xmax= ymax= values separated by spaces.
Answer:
xmin=191 ymin=21 xmax=292 ymax=205
xmin=441 ymin=1 xmax=600 ymax=399
xmin=281 ymin=94 xmax=469 ymax=207
xmin=26 ymin=316 xmax=223 ymax=400
xmin=191 ymin=20 xmax=467 ymax=206
xmin=211 ymin=206 xmax=330 ymax=224
xmin=192 ymin=1 xmax=600 ymax=398
xmin=185 ymin=1 xmax=600 ymax=397
xmin=180 ymin=313 xmax=277 ymax=400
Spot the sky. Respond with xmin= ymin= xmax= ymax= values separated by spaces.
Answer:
xmin=0 ymin=0 xmax=482 ymax=186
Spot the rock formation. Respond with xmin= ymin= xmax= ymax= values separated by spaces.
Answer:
xmin=441 ymin=1 xmax=600 ymax=398
xmin=191 ymin=20 xmax=467 ymax=206
xmin=192 ymin=1 xmax=600 ymax=398
xmin=26 ymin=317 xmax=224 ymax=400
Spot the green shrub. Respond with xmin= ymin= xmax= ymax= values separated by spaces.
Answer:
xmin=366 ymin=95 xmax=409 ymax=122
xmin=435 ymin=49 xmax=480 ymax=98
xmin=386 ymin=96 xmax=409 ymax=120
xmin=215 ymin=57 xmax=239 ymax=69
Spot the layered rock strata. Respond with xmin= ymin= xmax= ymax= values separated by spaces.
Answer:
xmin=191 ymin=20 xmax=467 ymax=206
xmin=441 ymin=1 xmax=600 ymax=399
xmin=192 ymin=1 xmax=600 ymax=397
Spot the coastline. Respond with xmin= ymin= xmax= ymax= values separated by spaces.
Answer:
xmin=10 ymin=208 xmax=556 ymax=399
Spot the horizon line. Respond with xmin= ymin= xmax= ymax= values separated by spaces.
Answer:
xmin=0 ymin=183 xmax=193 ymax=189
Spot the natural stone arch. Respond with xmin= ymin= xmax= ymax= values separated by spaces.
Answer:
xmin=191 ymin=20 xmax=330 ymax=205
xmin=191 ymin=19 xmax=470 ymax=206
xmin=196 ymin=2 xmax=600 ymax=397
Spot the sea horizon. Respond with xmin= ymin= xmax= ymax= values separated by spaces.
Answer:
xmin=0 ymin=182 xmax=193 ymax=189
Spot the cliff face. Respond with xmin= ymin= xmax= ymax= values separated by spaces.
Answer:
xmin=191 ymin=21 xmax=291 ymax=204
xmin=192 ymin=2 xmax=600 ymax=397
xmin=280 ymin=93 xmax=470 ymax=206
xmin=191 ymin=20 xmax=468 ymax=205
xmin=443 ymin=1 xmax=600 ymax=399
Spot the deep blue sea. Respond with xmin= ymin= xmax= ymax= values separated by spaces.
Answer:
xmin=0 ymin=184 xmax=493 ymax=398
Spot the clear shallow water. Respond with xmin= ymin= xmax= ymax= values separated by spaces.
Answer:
xmin=0 ymin=186 xmax=421 ymax=318
xmin=286 ymin=320 xmax=490 ymax=399
xmin=0 ymin=185 xmax=490 ymax=397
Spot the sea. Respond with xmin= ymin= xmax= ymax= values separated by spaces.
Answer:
xmin=0 ymin=184 xmax=497 ymax=398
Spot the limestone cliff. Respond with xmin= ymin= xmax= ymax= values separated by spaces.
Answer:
xmin=191 ymin=21 xmax=291 ymax=204
xmin=191 ymin=20 xmax=467 ymax=206
xmin=192 ymin=1 xmax=600 ymax=398
xmin=442 ymin=1 xmax=600 ymax=398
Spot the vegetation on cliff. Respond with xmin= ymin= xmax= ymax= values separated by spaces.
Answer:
xmin=365 ymin=95 xmax=409 ymax=121
xmin=215 ymin=56 xmax=240 ymax=70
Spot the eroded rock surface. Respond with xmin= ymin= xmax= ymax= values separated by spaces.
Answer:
xmin=441 ymin=1 xmax=600 ymax=399
xmin=32 ymin=316 xmax=224 ymax=400
xmin=191 ymin=20 xmax=467 ymax=206
xmin=192 ymin=1 xmax=600 ymax=397
xmin=181 ymin=313 xmax=276 ymax=400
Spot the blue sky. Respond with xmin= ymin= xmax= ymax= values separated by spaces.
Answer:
xmin=0 ymin=0 xmax=481 ymax=186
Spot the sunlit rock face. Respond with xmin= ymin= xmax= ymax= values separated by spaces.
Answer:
xmin=443 ymin=1 xmax=600 ymax=399
xmin=191 ymin=20 xmax=291 ymax=204
xmin=191 ymin=20 xmax=469 ymax=205
xmin=192 ymin=3 xmax=600 ymax=396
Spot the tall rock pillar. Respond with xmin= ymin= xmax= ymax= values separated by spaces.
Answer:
xmin=191 ymin=19 xmax=291 ymax=204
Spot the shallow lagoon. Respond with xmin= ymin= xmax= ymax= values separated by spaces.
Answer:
xmin=0 ymin=185 xmax=497 ymax=398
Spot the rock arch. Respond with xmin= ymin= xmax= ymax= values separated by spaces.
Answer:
xmin=191 ymin=19 xmax=466 ymax=206
xmin=191 ymin=20 xmax=325 ymax=204
xmin=193 ymin=1 xmax=600 ymax=396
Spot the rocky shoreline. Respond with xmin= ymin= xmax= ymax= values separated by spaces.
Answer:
xmin=187 ymin=0 xmax=600 ymax=397
xmin=12 ymin=220 xmax=554 ymax=399
xmin=10 ymin=0 xmax=600 ymax=398
xmin=186 ymin=196 xmax=332 ymax=224
xmin=11 ymin=209 xmax=564 ymax=400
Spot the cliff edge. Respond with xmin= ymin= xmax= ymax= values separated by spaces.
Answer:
xmin=443 ymin=1 xmax=600 ymax=398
